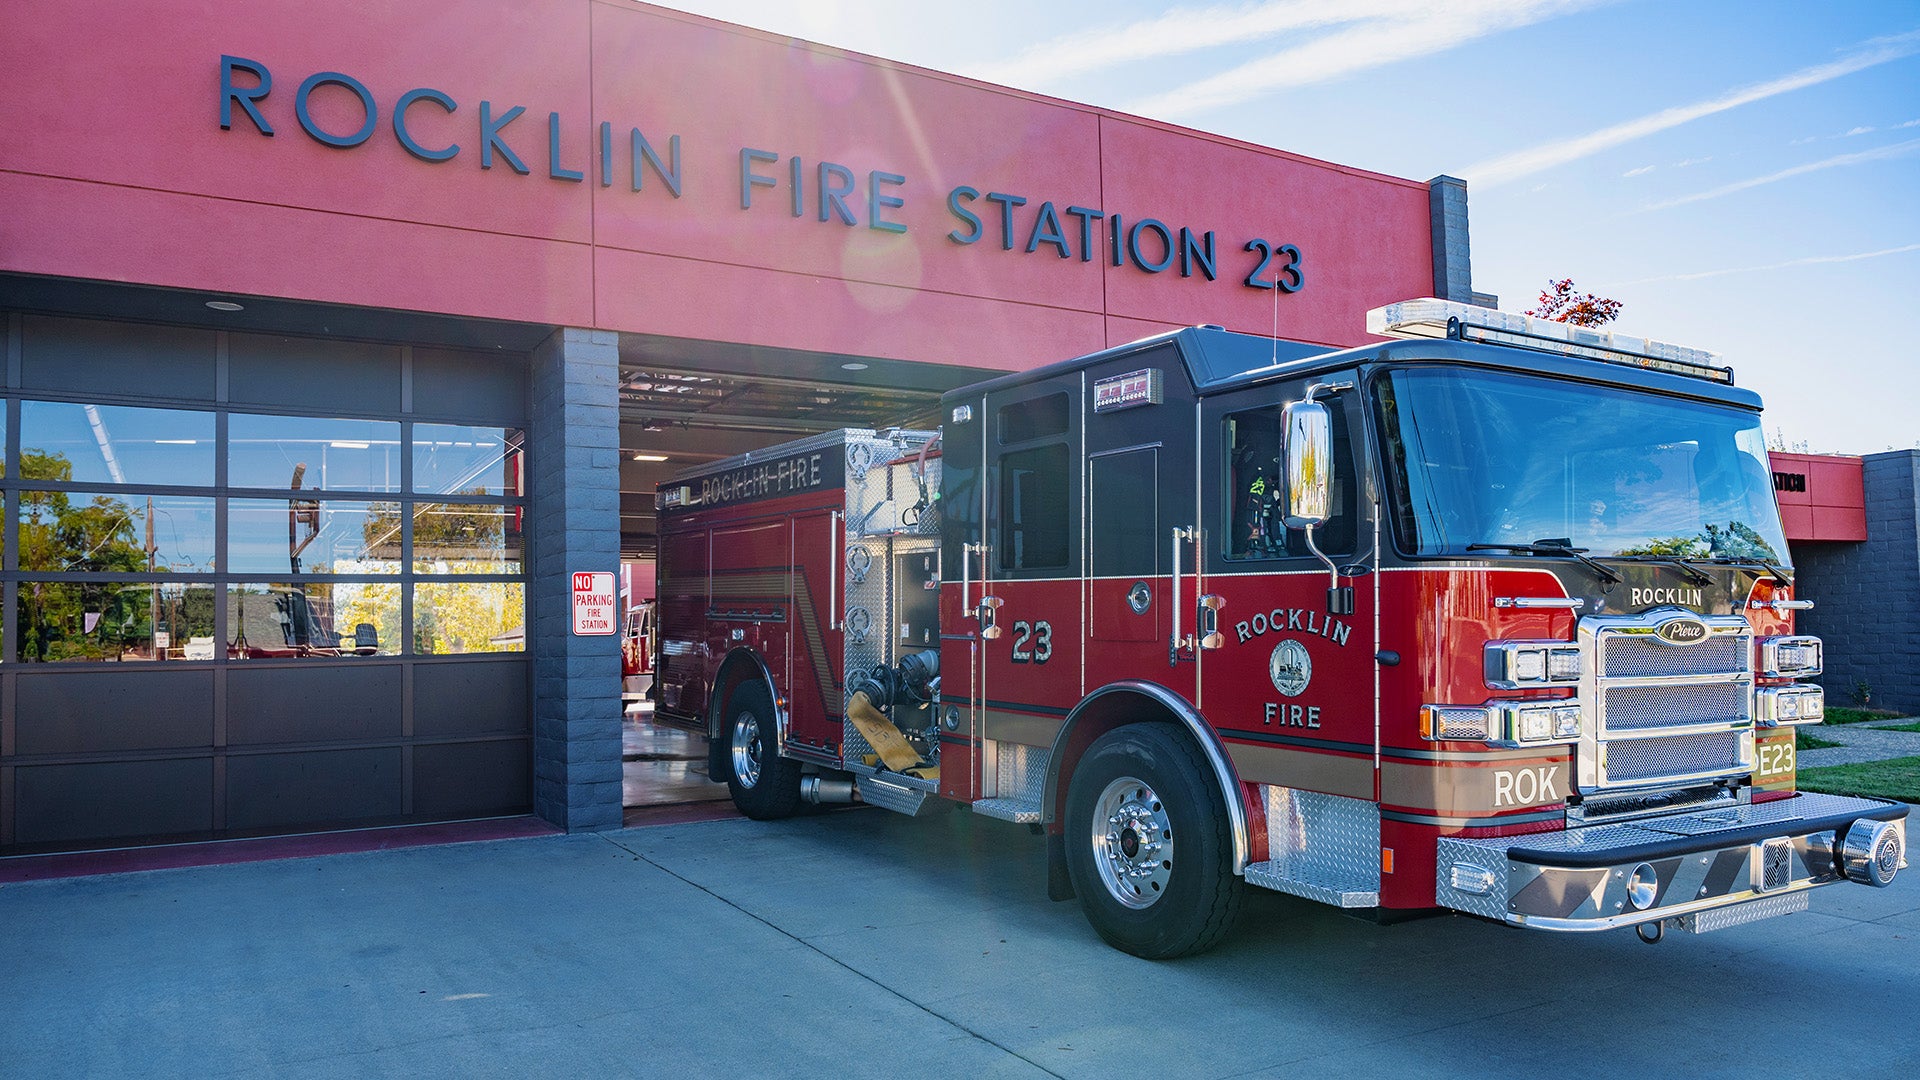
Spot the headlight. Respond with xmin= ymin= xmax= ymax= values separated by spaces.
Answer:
xmin=1485 ymin=642 xmax=1582 ymax=688
xmin=1493 ymin=702 xmax=1583 ymax=748
xmin=1755 ymin=685 xmax=1824 ymax=727
xmin=1758 ymin=636 xmax=1822 ymax=678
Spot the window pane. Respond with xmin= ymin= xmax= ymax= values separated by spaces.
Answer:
xmin=228 ymin=414 xmax=402 ymax=492
xmin=16 ymin=582 xmax=215 ymax=663
xmin=18 ymin=401 xmax=214 ymax=486
xmin=1090 ymin=450 xmax=1157 ymax=577
xmin=1224 ymin=402 xmax=1355 ymax=560
xmin=1374 ymin=368 xmax=1787 ymax=560
xmin=19 ymin=491 xmax=216 ymax=572
xmin=228 ymin=582 xmax=399 ymax=657
xmin=413 ymin=503 xmax=524 ymax=573
xmin=228 ymin=498 xmax=402 ymax=574
xmin=413 ymin=424 xmax=524 ymax=496
xmin=998 ymin=443 xmax=1070 ymax=570
xmin=999 ymin=393 xmax=1069 ymax=444
xmin=413 ymin=581 xmax=525 ymax=654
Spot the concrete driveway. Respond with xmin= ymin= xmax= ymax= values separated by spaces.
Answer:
xmin=3 ymin=806 xmax=1916 ymax=1078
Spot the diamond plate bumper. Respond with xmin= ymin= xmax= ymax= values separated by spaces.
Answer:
xmin=1436 ymin=792 xmax=1907 ymax=931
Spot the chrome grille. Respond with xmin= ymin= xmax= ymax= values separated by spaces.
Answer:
xmin=1578 ymin=608 xmax=1754 ymax=795
xmin=1602 ymin=683 xmax=1749 ymax=730
xmin=1602 ymin=634 xmax=1746 ymax=678
xmin=1605 ymin=730 xmax=1744 ymax=784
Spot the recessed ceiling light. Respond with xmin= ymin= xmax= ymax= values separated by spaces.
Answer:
xmin=632 ymin=453 xmax=669 ymax=462
xmin=840 ymin=362 xmax=869 ymax=371
xmin=205 ymin=300 xmax=245 ymax=312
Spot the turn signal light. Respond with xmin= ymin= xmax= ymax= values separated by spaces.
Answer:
xmin=1420 ymin=703 xmax=1583 ymax=746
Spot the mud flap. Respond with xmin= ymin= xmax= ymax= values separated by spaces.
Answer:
xmin=1046 ymin=831 xmax=1076 ymax=902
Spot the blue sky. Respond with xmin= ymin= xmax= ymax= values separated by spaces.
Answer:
xmin=660 ymin=0 xmax=1919 ymax=455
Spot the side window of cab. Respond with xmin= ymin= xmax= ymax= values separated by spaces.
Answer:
xmin=1224 ymin=394 xmax=1357 ymax=561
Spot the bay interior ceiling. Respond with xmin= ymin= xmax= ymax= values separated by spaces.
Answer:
xmin=617 ymin=333 xmax=985 ymax=559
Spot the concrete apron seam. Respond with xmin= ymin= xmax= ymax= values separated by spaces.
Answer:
xmin=595 ymin=833 xmax=1066 ymax=1079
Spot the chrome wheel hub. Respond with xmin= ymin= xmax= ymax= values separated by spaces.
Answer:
xmin=730 ymin=713 xmax=763 ymax=788
xmin=1091 ymin=776 xmax=1173 ymax=909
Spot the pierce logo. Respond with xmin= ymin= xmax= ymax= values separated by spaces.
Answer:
xmin=1654 ymin=617 xmax=1709 ymax=645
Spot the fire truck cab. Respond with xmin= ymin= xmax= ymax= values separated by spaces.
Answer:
xmin=652 ymin=300 xmax=1906 ymax=958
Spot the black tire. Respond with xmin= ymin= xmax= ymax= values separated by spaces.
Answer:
xmin=721 ymin=683 xmax=802 ymax=820
xmin=1063 ymin=724 xmax=1244 ymax=958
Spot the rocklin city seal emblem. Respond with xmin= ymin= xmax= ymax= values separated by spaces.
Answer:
xmin=1269 ymin=639 xmax=1311 ymax=696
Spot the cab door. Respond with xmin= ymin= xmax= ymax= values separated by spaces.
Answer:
xmin=1083 ymin=346 xmax=1197 ymax=702
xmin=977 ymin=377 xmax=1085 ymax=756
xmin=1196 ymin=376 xmax=1378 ymax=803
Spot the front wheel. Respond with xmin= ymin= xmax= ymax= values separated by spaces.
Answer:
xmin=722 ymin=683 xmax=801 ymax=820
xmin=1063 ymin=724 xmax=1244 ymax=958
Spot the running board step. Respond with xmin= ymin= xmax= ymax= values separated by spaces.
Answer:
xmin=970 ymin=797 xmax=1041 ymax=824
xmin=1243 ymin=861 xmax=1379 ymax=908
xmin=857 ymin=776 xmax=946 ymax=817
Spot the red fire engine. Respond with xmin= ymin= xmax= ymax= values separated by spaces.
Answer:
xmin=652 ymin=299 xmax=1906 ymax=958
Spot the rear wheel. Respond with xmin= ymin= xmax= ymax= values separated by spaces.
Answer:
xmin=722 ymin=683 xmax=801 ymax=820
xmin=1064 ymin=724 xmax=1243 ymax=958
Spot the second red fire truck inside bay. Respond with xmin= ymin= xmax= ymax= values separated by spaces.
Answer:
xmin=649 ymin=299 xmax=1906 ymax=958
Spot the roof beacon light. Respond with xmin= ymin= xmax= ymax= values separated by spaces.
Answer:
xmin=1366 ymin=298 xmax=1733 ymax=384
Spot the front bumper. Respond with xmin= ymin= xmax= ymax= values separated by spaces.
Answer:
xmin=1436 ymin=792 xmax=1908 ymax=932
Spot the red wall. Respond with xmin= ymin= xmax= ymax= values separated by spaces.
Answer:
xmin=1769 ymin=452 xmax=1867 ymax=542
xmin=0 ymin=0 xmax=1435 ymax=372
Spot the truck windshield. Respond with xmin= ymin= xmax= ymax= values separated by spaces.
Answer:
xmin=1373 ymin=366 xmax=1788 ymax=562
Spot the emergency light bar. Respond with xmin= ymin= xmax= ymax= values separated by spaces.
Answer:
xmin=1367 ymin=298 xmax=1734 ymax=385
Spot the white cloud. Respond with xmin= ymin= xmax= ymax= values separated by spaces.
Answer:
xmin=1623 ymin=164 xmax=1657 ymax=177
xmin=1640 ymin=137 xmax=1920 ymax=210
xmin=1897 ymin=118 xmax=1920 ymax=128
xmin=1461 ymin=30 xmax=1920 ymax=188
xmin=965 ymin=0 xmax=1436 ymax=89
xmin=1116 ymin=0 xmax=1605 ymax=119
xmin=1607 ymin=242 xmax=1920 ymax=286
xmin=1672 ymin=156 xmax=1713 ymax=167
xmin=1845 ymin=125 xmax=1877 ymax=135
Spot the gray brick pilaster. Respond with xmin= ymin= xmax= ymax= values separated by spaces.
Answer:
xmin=529 ymin=327 xmax=624 ymax=832
xmin=1427 ymin=175 xmax=1496 ymax=308
xmin=1797 ymin=449 xmax=1920 ymax=714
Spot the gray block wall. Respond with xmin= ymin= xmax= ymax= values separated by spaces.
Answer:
xmin=529 ymin=327 xmax=624 ymax=831
xmin=1427 ymin=175 xmax=1495 ymax=307
xmin=1794 ymin=449 xmax=1920 ymax=714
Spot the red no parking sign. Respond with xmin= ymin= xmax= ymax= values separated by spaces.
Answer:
xmin=571 ymin=571 xmax=617 ymax=635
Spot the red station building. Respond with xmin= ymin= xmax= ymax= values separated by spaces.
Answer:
xmin=0 ymin=0 xmax=1907 ymax=858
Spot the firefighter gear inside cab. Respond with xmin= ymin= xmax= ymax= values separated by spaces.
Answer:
xmin=651 ymin=299 xmax=1907 ymax=958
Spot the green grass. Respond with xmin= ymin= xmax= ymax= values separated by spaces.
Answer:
xmin=1823 ymin=707 xmax=1907 ymax=724
xmin=1796 ymin=729 xmax=1842 ymax=751
xmin=1876 ymin=721 xmax=1920 ymax=733
xmin=1797 ymin=756 xmax=1920 ymax=804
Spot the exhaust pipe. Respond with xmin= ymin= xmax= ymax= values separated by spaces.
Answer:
xmin=801 ymin=777 xmax=859 ymax=805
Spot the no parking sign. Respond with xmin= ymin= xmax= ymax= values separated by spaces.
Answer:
xmin=571 ymin=571 xmax=617 ymax=635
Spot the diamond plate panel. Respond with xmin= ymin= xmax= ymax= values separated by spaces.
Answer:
xmin=972 ymin=743 xmax=1049 ymax=822
xmin=1675 ymin=891 xmax=1808 ymax=933
xmin=1256 ymin=787 xmax=1380 ymax=905
xmin=838 ymin=431 xmax=940 ymax=767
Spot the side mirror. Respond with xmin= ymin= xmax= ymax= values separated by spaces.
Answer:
xmin=1281 ymin=400 xmax=1332 ymax=528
